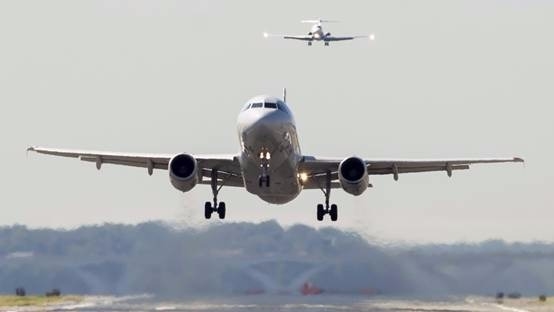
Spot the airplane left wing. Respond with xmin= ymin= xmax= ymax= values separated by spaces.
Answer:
xmin=27 ymin=146 xmax=244 ymax=186
xmin=298 ymin=156 xmax=524 ymax=189
xmin=325 ymin=35 xmax=368 ymax=42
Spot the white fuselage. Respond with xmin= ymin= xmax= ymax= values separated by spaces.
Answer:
xmin=237 ymin=95 xmax=302 ymax=204
xmin=310 ymin=24 xmax=326 ymax=40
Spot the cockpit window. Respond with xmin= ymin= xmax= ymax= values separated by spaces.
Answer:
xmin=264 ymin=102 xmax=277 ymax=109
xmin=251 ymin=102 xmax=263 ymax=108
xmin=277 ymin=102 xmax=288 ymax=112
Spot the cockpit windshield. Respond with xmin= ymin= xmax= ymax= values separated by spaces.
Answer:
xmin=244 ymin=100 xmax=289 ymax=112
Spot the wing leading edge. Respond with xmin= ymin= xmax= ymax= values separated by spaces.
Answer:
xmin=325 ymin=35 xmax=367 ymax=42
xmin=28 ymin=147 xmax=524 ymax=190
xmin=27 ymin=146 xmax=244 ymax=187
xmin=280 ymin=35 xmax=367 ymax=42
xmin=283 ymin=35 xmax=313 ymax=41
xmin=299 ymin=156 xmax=524 ymax=189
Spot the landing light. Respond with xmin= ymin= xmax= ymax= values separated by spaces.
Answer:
xmin=299 ymin=172 xmax=308 ymax=182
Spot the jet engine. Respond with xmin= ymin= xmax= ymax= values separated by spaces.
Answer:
xmin=338 ymin=156 xmax=369 ymax=196
xmin=325 ymin=32 xmax=331 ymax=37
xmin=169 ymin=153 xmax=198 ymax=192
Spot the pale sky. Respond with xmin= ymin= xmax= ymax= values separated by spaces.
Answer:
xmin=1 ymin=0 xmax=552 ymax=243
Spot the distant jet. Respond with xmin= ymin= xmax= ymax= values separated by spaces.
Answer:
xmin=28 ymin=90 xmax=523 ymax=222
xmin=264 ymin=19 xmax=375 ymax=46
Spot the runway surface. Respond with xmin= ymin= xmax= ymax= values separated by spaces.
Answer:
xmin=2 ymin=294 xmax=552 ymax=312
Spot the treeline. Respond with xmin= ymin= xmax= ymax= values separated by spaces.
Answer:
xmin=0 ymin=221 xmax=553 ymax=297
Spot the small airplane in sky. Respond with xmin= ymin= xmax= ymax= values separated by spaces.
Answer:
xmin=263 ymin=19 xmax=375 ymax=46
xmin=28 ymin=90 xmax=523 ymax=222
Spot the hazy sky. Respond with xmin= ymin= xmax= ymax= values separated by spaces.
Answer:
xmin=1 ymin=0 xmax=552 ymax=243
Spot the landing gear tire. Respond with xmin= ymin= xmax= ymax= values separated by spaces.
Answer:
xmin=324 ymin=41 xmax=329 ymax=46
xmin=217 ymin=202 xmax=226 ymax=219
xmin=317 ymin=204 xmax=324 ymax=221
xmin=258 ymin=175 xmax=270 ymax=188
xmin=316 ymin=171 xmax=339 ymax=221
xmin=204 ymin=202 xmax=213 ymax=219
xmin=206 ymin=170 xmax=227 ymax=220
xmin=308 ymin=41 xmax=312 ymax=46
xmin=330 ymin=204 xmax=338 ymax=221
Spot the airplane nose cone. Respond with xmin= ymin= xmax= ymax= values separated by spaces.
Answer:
xmin=238 ymin=108 xmax=291 ymax=139
xmin=249 ymin=109 xmax=287 ymax=129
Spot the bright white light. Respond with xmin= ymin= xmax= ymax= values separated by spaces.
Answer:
xmin=299 ymin=172 xmax=308 ymax=182
xmin=369 ymin=34 xmax=375 ymax=41
xmin=263 ymin=32 xmax=269 ymax=38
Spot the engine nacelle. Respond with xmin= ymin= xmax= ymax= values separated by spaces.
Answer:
xmin=338 ymin=156 xmax=369 ymax=196
xmin=325 ymin=32 xmax=331 ymax=37
xmin=169 ymin=153 xmax=198 ymax=192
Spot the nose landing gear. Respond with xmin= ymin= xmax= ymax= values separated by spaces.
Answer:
xmin=258 ymin=175 xmax=270 ymax=188
xmin=258 ymin=149 xmax=271 ymax=188
xmin=316 ymin=171 xmax=338 ymax=221
xmin=204 ymin=169 xmax=226 ymax=219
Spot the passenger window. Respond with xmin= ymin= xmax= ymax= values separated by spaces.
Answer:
xmin=251 ymin=103 xmax=263 ymax=108
xmin=265 ymin=102 xmax=277 ymax=109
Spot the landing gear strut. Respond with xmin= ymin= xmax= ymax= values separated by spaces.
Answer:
xmin=204 ymin=169 xmax=226 ymax=219
xmin=258 ymin=149 xmax=271 ymax=188
xmin=317 ymin=171 xmax=338 ymax=221
xmin=258 ymin=175 xmax=270 ymax=188
xmin=308 ymin=41 xmax=312 ymax=46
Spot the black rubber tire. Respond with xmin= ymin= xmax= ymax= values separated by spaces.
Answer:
xmin=204 ymin=202 xmax=212 ymax=219
xmin=258 ymin=176 xmax=270 ymax=188
xmin=218 ymin=202 xmax=226 ymax=219
xmin=330 ymin=204 xmax=338 ymax=221
xmin=316 ymin=204 xmax=324 ymax=221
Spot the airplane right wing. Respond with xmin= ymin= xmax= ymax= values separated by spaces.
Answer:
xmin=264 ymin=32 xmax=313 ymax=41
xmin=27 ymin=146 xmax=245 ymax=187
xmin=283 ymin=35 xmax=313 ymax=41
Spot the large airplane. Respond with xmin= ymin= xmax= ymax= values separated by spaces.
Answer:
xmin=263 ymin=19 xmax=375 ymax=46
xmin=28 ymin=91 xmax=523 ymax=221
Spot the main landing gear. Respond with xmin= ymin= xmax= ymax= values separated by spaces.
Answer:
xmin=317 ymin=171 xmax=338 ymax=221
xmin=205 ymin=169 xmax=226 ymax=220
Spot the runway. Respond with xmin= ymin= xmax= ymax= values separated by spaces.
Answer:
xmin=3 ymin=295 xmax=551 ymax=312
